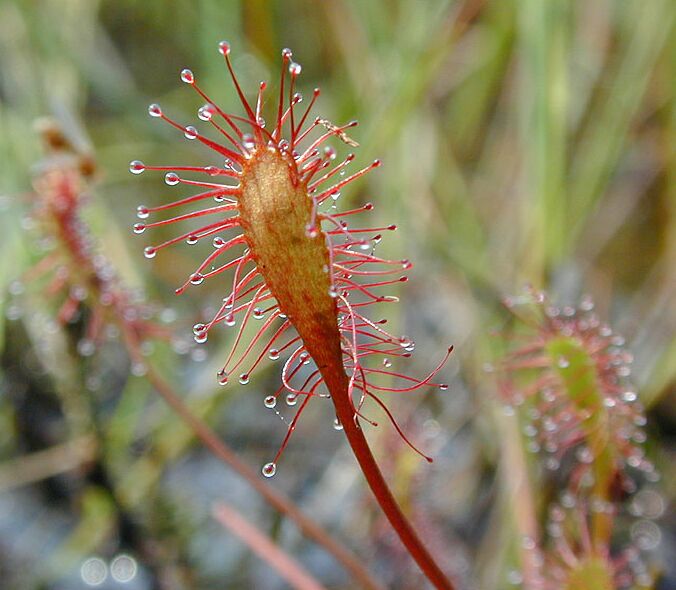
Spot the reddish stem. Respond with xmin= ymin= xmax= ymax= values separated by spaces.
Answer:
xmin=320 ymin=359 xmax=454 ymax=590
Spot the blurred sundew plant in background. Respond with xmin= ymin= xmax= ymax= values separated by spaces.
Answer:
xmin=0 ymin=1 xmax=673 ymax=590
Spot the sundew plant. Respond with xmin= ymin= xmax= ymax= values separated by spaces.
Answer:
xmin=0 ymin=2 xmax=672 ymax=590
xmin=131 ymin=43 xmax=454 ymax=589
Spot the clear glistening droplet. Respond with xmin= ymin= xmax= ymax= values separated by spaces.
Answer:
xmin=198 ymin=104 xmax=215 ymax=121
xmin=180 ymin=68 xmax=194 ymax=84
xmin=129 ymin=160 xmax=145 ymax=174
xmin=262 ymin=462 xmax=276 ymax=478
xmin=148 ymin=103 xmax=162 ymax=118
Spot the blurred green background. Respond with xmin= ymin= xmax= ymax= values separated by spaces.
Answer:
xmin=0 ymin=1 xmax=673 ymax=589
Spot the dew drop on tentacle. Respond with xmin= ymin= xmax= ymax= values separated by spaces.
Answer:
xmin=133 ymin=223 xmax=146 ymax=234
xmin=242 ymin=134 xmax=255 ymax=150
xmin=213 ymin=236 xmax=226 ymax=248
xmin=264 ymin=396 xmax=277 ymax=409
xmin=148 ymin=103 xmax=162 ymax=118
xmin=217 ymin=369 xmax=229 ymax=385
xmin=268 ymin=348 xmax=280 ymax=360
xmin=218 ymin=40 xmax=231 ymax=56
xmin=239 ymin=373 xmax=250 ymax=385
xmin=623 ymin=391 xmax=638 ymax=403
xmin=180 ymin=68 xmax=195 ymax=84
xmin=198 ymin=103 xmax=215 ymax=121
xmin=333 ymin=417 xmax=344 ymax=431
xmin=261 ymin=462 xmax=277 ymax=478
xmin=184 ymin=126 xmax=198 ymax=140
xmin=288 ymin=62 xmax=302 ymax=76
xmin=136 ymin=206 xmax=149 ymax=219
xmin=165 ymin=172 xmax=180 ymax=186
xmin=286 ymin=394 xmax=298 ymax=406
xmin=77 ymin=338 xmax=95 ymax=357
xmin=143 ymin=246 xmax=157 ymax=259
xmin=129 ymin=160 xmax=145 ymax=174
xmin=399 ymin=336 xmax=413 ymax=349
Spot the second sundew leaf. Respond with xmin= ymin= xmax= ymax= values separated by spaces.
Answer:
xmin=546 ymin=336 xmax=610 ymax=451
xmin=546 ymin=335 xmax=616 ymax=548
xmin=498 ymin=291 xmax=661 ymax=588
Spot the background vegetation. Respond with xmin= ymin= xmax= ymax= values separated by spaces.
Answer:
xmin=0 ymin=1 xmax=673 ymax=588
